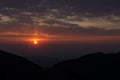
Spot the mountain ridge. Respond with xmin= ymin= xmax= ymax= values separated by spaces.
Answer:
xmin=0 ymin=50 xmax=120 ymax=80
xmin=0 ymin=50 xmax=43 ymax=80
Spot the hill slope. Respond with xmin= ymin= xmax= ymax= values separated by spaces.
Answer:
xmin=1 ymin=50 xmax=120 ymax=80
xmin=47 ymin=52 xmax=120 ymax=80
xmin=0 ymin=50 xmax=43 ymax=80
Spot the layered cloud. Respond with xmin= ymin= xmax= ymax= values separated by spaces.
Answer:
xmin=0 ymin=14 xmax=16 ymax=23
xmin=0 ymin=0 xmax=120 ymax=38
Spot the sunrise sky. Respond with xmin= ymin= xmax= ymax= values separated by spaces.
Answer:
xmin=0 ymin=0 xmax=120 ymax=66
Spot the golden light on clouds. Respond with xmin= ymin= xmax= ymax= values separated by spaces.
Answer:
xmin=0 ymin=34 xmax=120 ymax=45
xmin=57 ymin=15 xmax=120 ymax=29
xmin=0 ymin=14 xmax=16 ymax=23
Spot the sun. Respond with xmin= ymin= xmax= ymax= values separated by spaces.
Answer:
xmin=32 ymin=38 xmax=39 ymax=45
xmin=34 ymin=40 xmax=38 ymax=44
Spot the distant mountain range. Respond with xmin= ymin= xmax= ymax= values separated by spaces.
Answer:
xmin=0 ymin=50 xmax=120 ymax=80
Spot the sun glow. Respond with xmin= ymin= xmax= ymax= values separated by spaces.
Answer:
xmin=34 ymin=40 xmax=38 ymax=44
xmin=32 ymin=38 xmax=39 ymax=45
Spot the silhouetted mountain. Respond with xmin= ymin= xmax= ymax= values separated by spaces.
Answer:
xmin=46 ymin=52 xmax=120 ymax=80
xmin=0 ymin=50 xmax=43 ymax=80
xmin=1 ymin=50 xmax=120 ymax=80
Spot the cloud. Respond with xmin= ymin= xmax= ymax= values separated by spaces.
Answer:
xmin=56 ymin=15 xmax=120 ymax=29
xmin=0 ymin=14 xmax=16 ymax=23
xmin=38 ymin=26 xmax=120 ymax=36
xmin=0 ymin=0 xmax=120 ymax=37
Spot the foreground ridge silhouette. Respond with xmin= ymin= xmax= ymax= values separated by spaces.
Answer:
xmin=0 ymin=50 xmax=43 ymax=80
xmin=0 ymin=50 xmax=120 ymax=80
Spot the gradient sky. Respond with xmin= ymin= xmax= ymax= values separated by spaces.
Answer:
xmin=0 ymin=0 xmax=120 ymax=66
